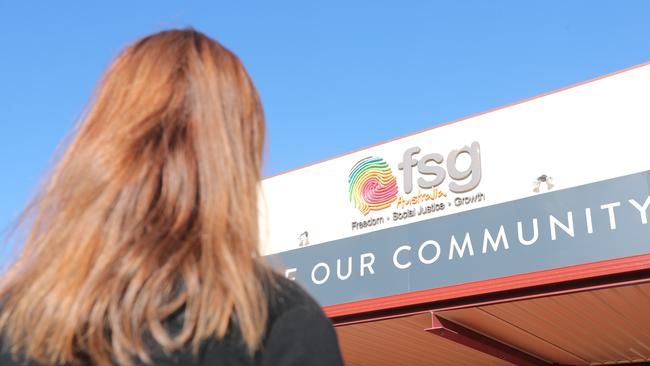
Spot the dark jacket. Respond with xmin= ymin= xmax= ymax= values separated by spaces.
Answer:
xmin=0 ymin=275 xmax=344 ymax=366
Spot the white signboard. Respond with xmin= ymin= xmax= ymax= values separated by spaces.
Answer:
xmin=260 ymin=63 xmax=650 ymax=256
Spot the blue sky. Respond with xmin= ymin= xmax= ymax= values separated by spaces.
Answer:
xmin=1 ymin=1 xmax=650 ymax=249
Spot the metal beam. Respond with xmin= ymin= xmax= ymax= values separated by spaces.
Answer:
xmin=425 ymin=312 xmax=553 ymax=366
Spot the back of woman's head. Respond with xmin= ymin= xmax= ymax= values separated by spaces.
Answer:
xmin=0 ymin=29 xmax=267 ymax=366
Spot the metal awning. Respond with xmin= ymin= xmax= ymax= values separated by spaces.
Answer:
xmin=337 ymin=281 xmax=650 ymax=365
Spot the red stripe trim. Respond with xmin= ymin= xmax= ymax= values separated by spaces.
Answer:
xmin=324 ymin=252 xmax=650 ymax=321
xmin=265 ymin=60 xmax=650 ymax=179
xmin=332 ymin=275 xmax=650 ymax=327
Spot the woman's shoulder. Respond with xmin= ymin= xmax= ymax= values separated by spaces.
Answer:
xmin=258 ymin=272 xmax=344 ymax=366
xmin=264 ymin=272 xmax=322 ymax=318
xmin=0 ymin=273 xmax=343 ymax=366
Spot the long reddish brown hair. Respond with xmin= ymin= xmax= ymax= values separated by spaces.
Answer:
xmin=0 ymin=29 xmax=268 ymax=365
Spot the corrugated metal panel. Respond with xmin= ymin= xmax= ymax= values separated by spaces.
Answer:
xmin=336 ymin=312 xmax=513 ymax=366
xmin=336 ymin=282 xmax=650 ymax=365
xmin=439 ymin=282 xmax=650 ymax=365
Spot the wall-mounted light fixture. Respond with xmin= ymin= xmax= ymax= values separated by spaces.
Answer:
xmin=533 ymin=174 xmax=554 ymax=193
xmin=298 ymin=231 xmax=309 ymax=247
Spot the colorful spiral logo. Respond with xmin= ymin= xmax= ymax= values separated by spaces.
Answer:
xmin=348 ymin=157 xmax=399 ymax=215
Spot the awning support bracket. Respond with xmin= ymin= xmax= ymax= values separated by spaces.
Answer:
xmin=425 ymin=312 xmax=555 ymax=366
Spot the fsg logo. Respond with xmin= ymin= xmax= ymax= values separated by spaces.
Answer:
xmin=398 ymin=142 xmax=481 ymax=194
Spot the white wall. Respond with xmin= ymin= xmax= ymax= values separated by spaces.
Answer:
xmin=260 ymin=63 xmax=650 ymax=255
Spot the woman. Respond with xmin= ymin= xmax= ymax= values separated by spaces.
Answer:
xmin=0 ymin=29 xmax=344 ymax=366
